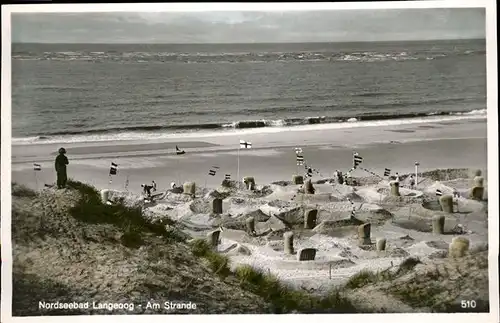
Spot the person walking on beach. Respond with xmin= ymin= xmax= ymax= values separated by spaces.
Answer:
xmin=55 ymin=147 xmax=69 ymax=189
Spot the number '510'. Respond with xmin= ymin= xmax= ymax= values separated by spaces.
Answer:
xmin=461 ymin=300 xmax=477 ymax=308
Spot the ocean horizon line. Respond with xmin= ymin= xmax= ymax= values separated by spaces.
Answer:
xmin=11 ymin=38 xmax=486 ymax=46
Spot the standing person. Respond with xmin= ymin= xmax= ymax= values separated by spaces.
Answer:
xmin=395 ymin=172 xmax=400 ymax=183
xmin=409 ymin=175 xmax=416 ymax=189
xmin=141 ymin=184 xmax=153 ymax=198
xmin=337 ymin=171 xmax=344 ymax=185
xmin=152 ymin=180 xmax=157 ymax=192
xmin=55 ymin=147 xmax=69 ymax=189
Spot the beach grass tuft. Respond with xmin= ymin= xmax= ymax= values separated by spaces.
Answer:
xmin=11 ymin=183 xmax=38 ymax=197
xmin=344 ymin=267 xmax=397 ymax=290
xmin=344 ymin=270 xmax=379 ymax=289
xmin=120 ymin=230 xmax=144 ymax=249
xmin=234 ymin=264 xmax=356 ymax=313
xmin=190 ymin=238 xmax=212 ymax=257
xmin=389 ymin=281 xmax=443 ymax=309
xmin=189 ymin=239 xmax=356 ymax=313
xmin=206 ymin=252 xmax=231 ymax=277
xmin=397 ymin=257 xmax=421 ymax=274
xmin=188 ymin=239 xmax=230 ymax=277
xmin=66 ymin=179 xmax=185 ymax=247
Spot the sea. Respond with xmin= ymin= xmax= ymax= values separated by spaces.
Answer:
xmin=11 ymin=39 xmax=487 ymax=145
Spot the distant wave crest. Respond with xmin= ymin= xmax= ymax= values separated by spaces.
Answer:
xmin=11 ymin=47 xmax=485 ymax=64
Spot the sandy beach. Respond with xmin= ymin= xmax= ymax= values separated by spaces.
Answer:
xmin=7 ymin=8 xmax=496 ymax=317
xmin=12 ymin=117 xmax=487 ymax=194
xmin=10 ymin=115 xmax=490 ymax=313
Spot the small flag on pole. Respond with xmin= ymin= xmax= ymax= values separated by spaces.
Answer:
xmin=109 ymin=162 xmax=118 ymax=175
xmin=240 ymin=140 xmax=252 ymax=149
xmin=225 ymin=174 xmax=231 ymax=180
xmin=33 ymin=163 xmax=41 ymax=171
xmin=384 ymin=168 xmax=391 ymax=177
xmin=296 ymin=154 xmax=304 ymax=165
xmin=436 ymin=189 xmax=443 ymax=196
xmin=176 ymin=145 xmax=185 ymax=155
xmin=353 ymin=153 xmax=363 ymax=168
xmin=209 ymin=169 xmax=217 ymax=176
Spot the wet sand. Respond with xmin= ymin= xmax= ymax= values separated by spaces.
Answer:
xmin=12 ymin=118 xmax=487 ymax=194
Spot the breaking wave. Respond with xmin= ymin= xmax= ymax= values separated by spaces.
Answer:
xmin=12 ymin=109 xmax=486 ymax=145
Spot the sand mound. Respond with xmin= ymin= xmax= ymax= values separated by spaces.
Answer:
xmin=10 ymin=167 xmax=489 ymax=314
xmin=215 ymin=209 xmax=272 ymax=232
xmin=11 ymin=186 xmax=272 ymax=315
xmin=204 ymin=189 xmax=230 ymax=200
xmin=271 ymin=180 xmax=292 ymax=186
xmin=106 ymin=190 xmax=147 ymax=208
xmin=260 ymin=202 xmax=304 ymax=226
xmin=351 ymin=176 xmax=383 ymax=186
xmin=420 ymin=168 xmax=479 ymax=181
xmin=245 ymin=209 xmax=272 ymax=222
xmin=424 ymin=181 xmax=456 ymax=196
xmin=253 ymin=185 xmax=274 ymax=197
xmin=312 ymin=219 xmax=363 ymax=235
xmin=355 ymin=187 xmax=385 ymax=204
xmin=189 ymin=199 xmax=212 ymax=214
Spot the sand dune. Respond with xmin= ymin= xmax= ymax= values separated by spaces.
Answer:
xmin=95 ymin=166 xmax=489 ymax=295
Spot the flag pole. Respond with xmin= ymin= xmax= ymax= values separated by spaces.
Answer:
xmin=237 ymin=144 xmax=240 ymax=188
xmin=415 ymin=161 xmax=419 ymax=189
xmin=34 ymin=170 xmax=39 ymax=190
xmin=295 ymin=149 xmax=298 ymax=175
xmin=177 ymin=157 xmax=180 ymax=186
xmin=124 ymin=174 xmax=129 ymax=191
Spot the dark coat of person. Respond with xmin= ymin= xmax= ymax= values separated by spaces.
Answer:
xmin=55 ymin=153 xmax=69 ymax=188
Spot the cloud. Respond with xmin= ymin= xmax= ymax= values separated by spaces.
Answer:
xmin=11 ymin=8 xmax=485 ymax=43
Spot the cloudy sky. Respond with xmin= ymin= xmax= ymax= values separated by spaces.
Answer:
xmin=11 ymin=8 xmax=485 ymax=43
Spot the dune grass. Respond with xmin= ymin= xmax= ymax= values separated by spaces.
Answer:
xmin=344 ymin=256 xmax=422 ymax=290
xmin=389 ymin=281 xmax=443 ymax=309
xmin=396 ymin=257 xmax=421 ymax=274
xmin=66 ymin=179 xmax=186 ymax=247
xmin=11 ymin=183 xmax=37 ymax=197
xmin=189 ymin=238 xmax=357 ymax=314
xmin=344 ymin=270 xmax=379 ymax=289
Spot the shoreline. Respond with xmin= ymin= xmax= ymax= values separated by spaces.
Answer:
xmin=12 ymin=117 xmax=486 ymax=158
xmin=11 ymin=118 xmax=487 ymax=195
xmin=11 ymin=113 xmax=486 ymax=147
xmin=11 ymin=118 xmax=487 ymax=196
xmin=12 ymin=143 xmax=487 ymax=196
